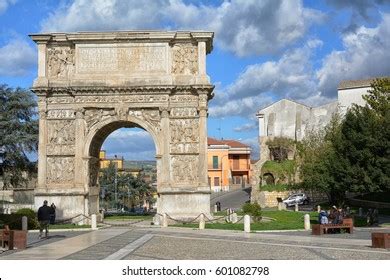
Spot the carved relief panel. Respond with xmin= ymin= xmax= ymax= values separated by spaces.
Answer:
xmin=84 ymin=108 xmax=116 ymax=132
xmin=172 ymin=43 xmax=198 ymax=75
xmin=47 ymin=120 xmax=75 ymax=155
xmin=47 ymin=157 xmax=75 ymax=184
xmin=47 ymin=46 xmax=75 ymax=78
xmin=170 ymin=119 xmax=199 ymax=154
xmin=129 ymin=109 xmax=161 ymax=129
xmin=171 ymin=155 xmax=198 ymax=183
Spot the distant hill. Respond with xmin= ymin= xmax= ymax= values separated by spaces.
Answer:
xmin=123 ymin=160 xmax=156 ymax=170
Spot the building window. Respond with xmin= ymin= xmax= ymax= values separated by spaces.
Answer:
xmin=213 ymin=156 xmax=219 ymax=169
xmin=214 ymin=177 xmax=220 ymax=186
xmin=234 ymin=176 xmax=242 ymax=184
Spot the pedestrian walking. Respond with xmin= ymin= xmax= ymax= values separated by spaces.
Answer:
xmin=37 ymin=200 xmax=51 ymax=238
xmin=50 ymin=203 xmax=56 ymax=225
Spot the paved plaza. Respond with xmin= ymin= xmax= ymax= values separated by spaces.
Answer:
xmin=1 ymin=224 xmax=390 ymax=260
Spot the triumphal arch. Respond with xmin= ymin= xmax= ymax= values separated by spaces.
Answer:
xmin=30 ymin=31 xmax=214 ymax=221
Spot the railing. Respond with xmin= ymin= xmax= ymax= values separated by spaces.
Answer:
xmin=208 ymin=164 xmax=222 ymax=170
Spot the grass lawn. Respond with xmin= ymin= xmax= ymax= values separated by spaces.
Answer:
xmin=175 ymin=210 xmax=319 ymax=231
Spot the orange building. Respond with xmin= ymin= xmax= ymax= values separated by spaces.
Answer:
xmin=207 ymin=138 xmax=251 ymax=192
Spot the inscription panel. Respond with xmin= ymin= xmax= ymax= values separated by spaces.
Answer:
xmin=76 ymin=44 xmax=167 ymax=74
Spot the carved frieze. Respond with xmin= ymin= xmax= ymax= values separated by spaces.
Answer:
xmin=170 ymin=95 xmax=198 ymax=103
xmin=47 ymin=157 xmax=74 ymax=183
xmin=47 ymin=46 xmax=75 ymax=78
xmin=84 ymin=108 xmax=116 ymax=131
xmin=172 ymin=44 xmax=198 ymax=75
xmin=47 ymin=109 xmax=75 ymax=119
xmin=129 ymin=109 xmax=161 ymax=128
xmin=171 ymin=155 xmax=198 ymax=183
xmin=47 ymin=120 xmax=75 ymax=155
xmin=74 ymin=95 xmax=169 ymax=104
xmin=170 ymin=108 xmax=198 ymax=118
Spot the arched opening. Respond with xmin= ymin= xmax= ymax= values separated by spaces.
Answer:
xmin=99 ymin=127 xmax=156 ymax=213
xmin=262 ymin=172 xmax=275 ymax=186
xmin=84 ymin=119 xmax=161 ymax=216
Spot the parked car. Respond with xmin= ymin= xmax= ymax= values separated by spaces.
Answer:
xmin=283 ymin=193 xmax=310 ymax=207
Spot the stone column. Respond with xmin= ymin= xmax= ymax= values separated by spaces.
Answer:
xmin=37 ymin=107 xmax=47 ymax=189
xmin=198 ymin=108 xmax=208 ymax=189
xmin=160 ymin=109 xmax=170 ymax=189
xmin=74 ymin=108 xmax=85 ymax=188
xmin=197 ymin=41 xmax=206 ymax=75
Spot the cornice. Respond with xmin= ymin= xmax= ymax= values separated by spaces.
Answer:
xmin=31 ymin=85 xmax=214 ymax=97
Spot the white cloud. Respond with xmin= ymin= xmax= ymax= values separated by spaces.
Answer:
xmin=209 ymin=39 xmax=322 ymax=117
xmin=40 ymin=0 xmax=323 ymax=57
xmin=0 ymin=38 xmax=36 ymax=76
xmin=102 ymin=128 xmax=156 ymax=161
xmin=241 ymin=136 xmax=260 ymax=159
xmin=233 ymin=122 xmax=257 ymax=132
xmin=317 ymin=13 xmax=390 ymax=98
xmin=0 ymin=0 xmax=17 ymax=14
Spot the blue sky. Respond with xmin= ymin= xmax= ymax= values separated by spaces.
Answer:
xmin=1 ymin=0 xmax=390 ymax=160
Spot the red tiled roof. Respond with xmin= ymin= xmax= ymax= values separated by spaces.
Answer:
xmin=207 ymin=137 xmax=250 ymax=148
xmin=207 ymin=137 xmax=225 ymax=145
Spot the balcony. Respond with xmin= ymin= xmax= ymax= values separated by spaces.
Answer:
xmin=208 ymin=163 xmax=222 ymax=170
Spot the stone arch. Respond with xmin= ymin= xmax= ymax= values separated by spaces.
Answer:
xmin=31 ymin=30 xmax=214 ymax=221
xmin=84 ymin=116 xmax=162 ymax=159
xmin=262 ymin=172 xmax=275 ymax=185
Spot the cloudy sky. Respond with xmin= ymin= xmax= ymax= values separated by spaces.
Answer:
xmin=1 ymin=0 xmax=390 ymax=160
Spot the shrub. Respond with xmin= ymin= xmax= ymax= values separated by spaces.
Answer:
xmin=16 ymin=208 xmax=39 ymax=229
xmin=242 ymin=202 xmax=262 ymax=222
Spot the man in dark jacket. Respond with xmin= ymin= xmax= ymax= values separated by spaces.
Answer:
xmin=38 ymin=200 xmax=51 ymax=238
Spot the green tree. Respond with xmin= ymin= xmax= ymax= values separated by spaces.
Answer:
xmin=99 ymin=163 xmax=155 ymax=210
xmin=335 ymin=78 xmax=390 ymax=193
xmin=0 ymin=85 xmax=38 ymax=189
xmin=298 ymin=113 xmax=345 ymax=204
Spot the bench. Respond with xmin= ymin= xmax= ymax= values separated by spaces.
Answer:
xmin=0 ymin=229 xmax=27 ymax=250
xmin=312 ymin=218 xmax=354 ymax=235
xmin=372 ymin=232 xmax=390 ymax=249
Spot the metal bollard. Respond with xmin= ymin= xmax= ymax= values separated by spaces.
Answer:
xmin=244 ymin=215 xmax=251 ymax=233
xmin=162 ymin=213 xmax=168 ymax=228
xmin=91 ymin=214 xmax=97 ymax=230
xmin=22 ymin=216 xmax=28 ymax=231
xmin=199 ymin=214 xmax=205 ymax=230
xmin=317 ymin=205 xmax=321 ymax=213
xmin=304 ymin=214 xmax=310 ymax=230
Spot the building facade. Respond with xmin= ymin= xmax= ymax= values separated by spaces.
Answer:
xmin=207 ymin=137 xmax=251 ymax=192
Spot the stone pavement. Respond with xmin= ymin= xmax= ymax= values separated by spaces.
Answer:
xmin=1 ymin=226 xmax=389 ymax=260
